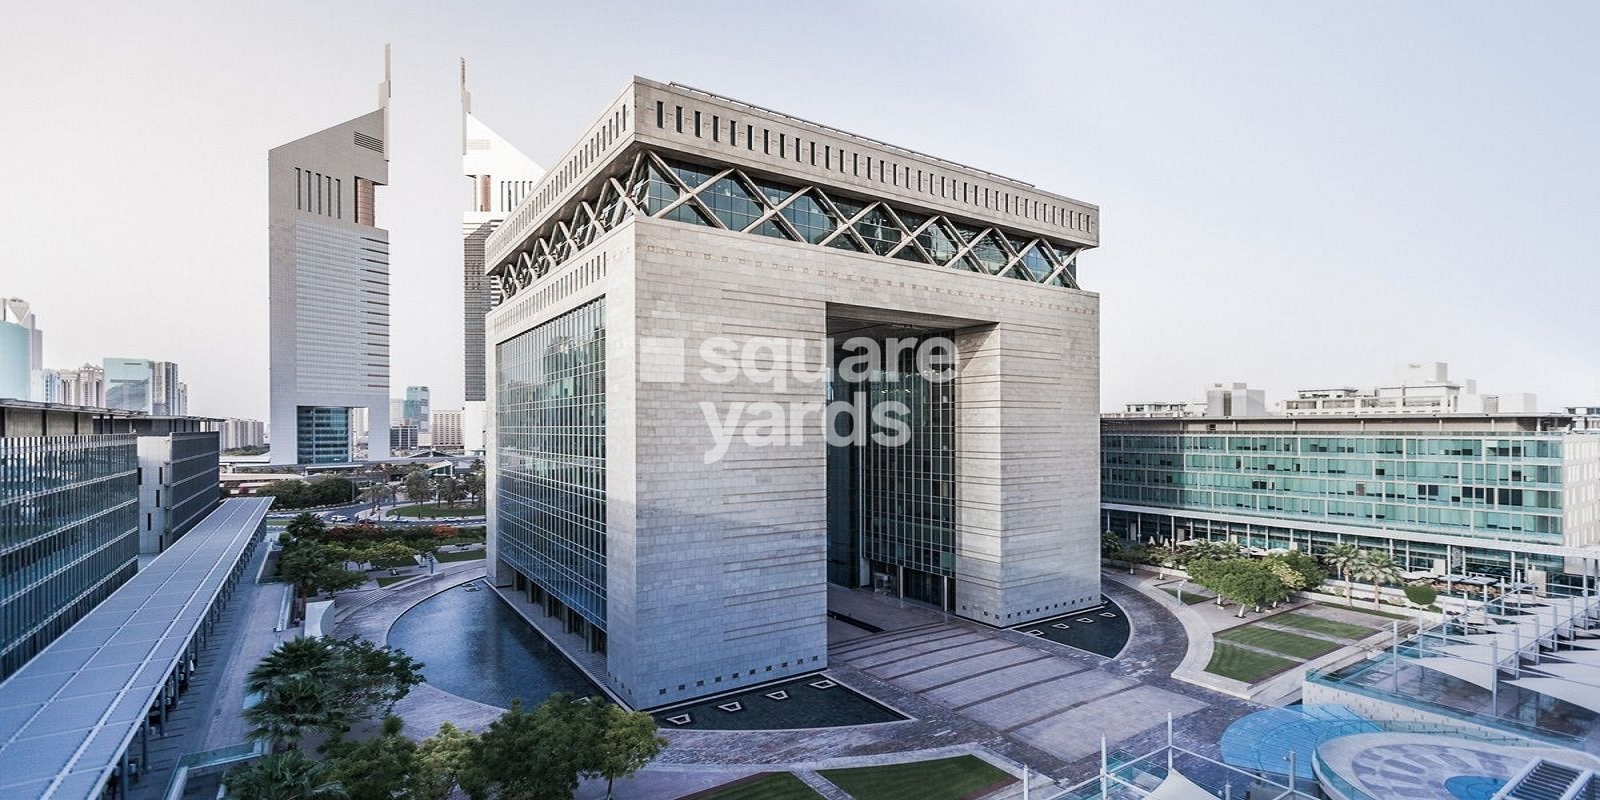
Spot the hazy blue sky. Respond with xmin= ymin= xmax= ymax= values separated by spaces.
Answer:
xmin=3 ymin=1 xmax=1596 ymax=419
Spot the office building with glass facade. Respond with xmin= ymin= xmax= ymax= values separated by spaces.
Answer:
xmin=1102 ymin=414 xmax=1600 ymax=587
xmin=0 ymin=401 xmax=139 ymax=680
xmin=103 ymin=357 xmax=155 ymax=414
xmin=485 ymin=78 xmax=1102 ymax=707
xmin=268 ymin=52 xmax=392 ymax=465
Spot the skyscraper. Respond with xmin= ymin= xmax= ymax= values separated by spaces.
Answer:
xmin=58 ymin=363 xmax=106 ymax=407
xmin=0 ymin=298 xmax=43 ymax=401
xmin=268 ymin=49 xmax=392 ymax=465
xmin=103 ymin=357 xmax=155 ymax=413
xmin=403 ymin=385 xmax=431 ymax=433
xmin=461 ymin=61 xmax=544 ymax=456
xmin=152 ymin=360 xmax=182 ymax=415
xmin=485 ymin=78 xmax=1102 ymax=708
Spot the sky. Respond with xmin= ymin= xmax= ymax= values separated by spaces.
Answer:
xmin=2 ymin=1 xmax=1596 ymax=420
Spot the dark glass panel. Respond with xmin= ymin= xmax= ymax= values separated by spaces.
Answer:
xmin=780 ymin=191 xmax=838 ymax=244
xmin=698 ymin=177 xmax=764 ymax=231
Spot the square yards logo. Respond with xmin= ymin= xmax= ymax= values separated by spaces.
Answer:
xmin=640 ymin=335 xmax=955 ymax=463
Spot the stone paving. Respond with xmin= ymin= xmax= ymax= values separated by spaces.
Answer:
xmin=330 ymin=568 xmax=1264 ymax=797
xmin=130 ymin=534 xmax=296 ymax=799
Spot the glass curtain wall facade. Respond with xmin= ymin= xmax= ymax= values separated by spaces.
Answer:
xmin=296 ymin=406 xmax=351 ymax=464
xmin=0 ymin=434 xmax=139 ymax=679
xmin=496 ymin=299 xmax=606 ymax=651
xmin=103 ymin=359 xmax=154 ymax=414
xmin=827 ymin=333 xmax=957 ymax=609
xmin=1102 ymin=427 xmax=1571 ymax=578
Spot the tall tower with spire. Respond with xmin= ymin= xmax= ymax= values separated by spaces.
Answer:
xmin=461 ymin=59 xmax=544 ymax=456
xmin=268 ymin=47 xmax=393 ymax=464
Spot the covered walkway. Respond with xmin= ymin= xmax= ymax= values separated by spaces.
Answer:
xmin=0 ymin=498 xmax=272 ymax=800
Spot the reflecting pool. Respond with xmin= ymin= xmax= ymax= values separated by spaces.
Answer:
xmin=387 ymin=580 xmax=599 ymax=709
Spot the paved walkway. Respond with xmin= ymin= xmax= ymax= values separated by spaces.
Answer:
xmin=330 ymin=571 xmax=1263 ymax=798
xmin=130 ymin=532 xmax=296 ymax=799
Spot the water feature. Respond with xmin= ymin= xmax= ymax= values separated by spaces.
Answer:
xmin=387 ymin=580 xmax=600 ymax=709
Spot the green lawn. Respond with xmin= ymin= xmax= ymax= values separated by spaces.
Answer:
xmin=1318 ymin=601 xmax=1411 ymax=620
xmin=1161 ymin=587 xmax=1211 ymax=605
xmin=376 ymin=574 xmax=416 ymax=587
xmin=1205 ymin=643 xmax=1300 ymax=683
xmin=1270 ymin=612 xmax=1376 ymax=640
xmin=819 ymin=756 xmax=1013 ymax=800
xmin=690 ymin=773 xmax=823 ymax=800
xmin=1215 ymin=626 xmax=1341 ymax=660
xmin=434 ymin=548 xmax=486 ymax=563
xmin=391 ymin=503 xmax=485 ymax=518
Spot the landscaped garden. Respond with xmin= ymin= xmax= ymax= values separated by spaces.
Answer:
xmin=1215 ymin=626 xmax=1341 ymax=660
xmin=1204 ymin=644 xmax=1300 ymax=683
xmin=818 ymin=755 xmax=1014 ymax=800
xmin=1270 ymin=611 xmax=1377 ymax=640
xmin=392 ymin=502 xmax=486 ymax=518
xmin=693 ymin=772 xmax=824 ymax=800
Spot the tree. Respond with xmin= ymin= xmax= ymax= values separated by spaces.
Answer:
xmin=462 ymin=471 xmax=486 ymax=503
xmin=435 ymin=475 xmax=467 ymax=507
xmin=224 ymin=751 xmax=347 ymax=799
xmin=244 ymin=637 xmax=425 ymax=751
xmin=331 ymin=636 xmax=426 ymax=714
xmin=287 ymin=512 xmax=328 ymax=540
xmin=357 ymin=540 xmax=420 ymax=571
xmin=324 ymin=715 xmax=419 ymax=800
xmin=1322 ymin=543 xmax=1363 ymax=605
xmin=413 ymin=723 xmax=478 ymax=800
xmin=460 ymin=695 xmax=604 ymax=800
xmin=404 ymin=469 xmax=436 ymax=504
xmin=245 ymin=676 xmax=352 ymax=750
xmin=589 ymin=705 xmax=666 ymax=799
xmin=247 ymin=637 xmax=338 ymax=697
xmin=279 ymin=542 xmax=338 ymax=598
xmin=310 ymin=475 xmax=358 ymax=506
xmin=260 ymin=479 xmax=314 ymax=509
xmin=360 ymin=481 xmax=396 ymax=514
xmin=1353 ymin=551 xmax=1403 ymax=605
xmin=1268 ymin=550 xmax=1327 ymax=592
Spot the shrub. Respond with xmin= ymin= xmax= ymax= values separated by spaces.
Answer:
xmin=1404 ymin=584 xmax=1439 ymax=607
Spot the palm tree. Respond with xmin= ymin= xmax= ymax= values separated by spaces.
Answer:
xmin=462 ymin=471 xmax=485 ymax=504
xmin=434 ymin=476 xmax=465 ymax=508
xmin=246 ymin=638 xmax=336 ymax=696
xmin=1323 ymin=543 xmax=1362 ymax=605
xmin=1353 ymin=550 xmax=1403 ymax=607
xmin=360 ymin=482 xmax=396 ymax=516
xmin=224 ymin=751 xmax=347 ymax=800
xmin=245 ymin=676 xmax=351 ymax=750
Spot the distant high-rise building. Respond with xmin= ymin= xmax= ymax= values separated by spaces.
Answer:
xmin=175 ymin=381 xmax=188 ymax=416
xmin=431 ymin=408 xmax=463 ymax=452
xmin=151 ymin=360 xmax=182 ymax=415
xmin=58 ymin=363 xmax=106 ymax=407
xmin=104 ymin=357 xmax=155 ymax=413
xmin=202 ymin=418 xmax=267 ymax=450
xmin=39 ymin=369 xmax=62 ymax=404
xmin=461 ymin=61 xmax=544 ymax=457
xmin=403 ymin=385 xmax=431 ymax=433
xmin=269 ymin=49 xmax=392 ymax=465
xmin=0 ymin=298 xmax=43 ymax=401
xmin=390 ymin=424 xmax=418 ymax=452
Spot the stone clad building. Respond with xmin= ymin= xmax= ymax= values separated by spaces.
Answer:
xmin=485 ymin=78 xmax=1102 ymax=708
